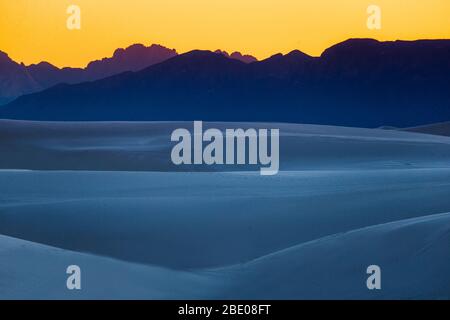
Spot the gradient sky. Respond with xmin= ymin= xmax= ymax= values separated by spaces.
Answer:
xmin=1 ymin=0 xmax=449 ymax=68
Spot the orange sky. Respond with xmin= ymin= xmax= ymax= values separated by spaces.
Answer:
xmin=0 ymin=0 xmax=449 ymax=68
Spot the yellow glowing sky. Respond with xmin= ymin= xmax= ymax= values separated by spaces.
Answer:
xmin=0 ymin=0 xmax=449 ymax=68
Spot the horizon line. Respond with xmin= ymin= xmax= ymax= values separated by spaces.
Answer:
xmin=3 ymin=37 xmax=450 ymax=70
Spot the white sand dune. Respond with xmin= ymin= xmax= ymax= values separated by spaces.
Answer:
xmin=219 ymin=212 xmax=450 ymax=300
xmin=0 ymin=120 xmax=450 ymax=299
xmin=1 ymin=169 xmax=450 ymax=270
xmin=1 ymin=120 xmax=450 ymax=171
xmin=0 ymin=234 xmax=221 ymax=300
xmin=1 ymin=212 xmax=449 ymax=299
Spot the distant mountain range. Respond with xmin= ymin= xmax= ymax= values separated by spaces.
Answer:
xmin=1 ymin=39 xmax=449 ymax=127
xmin=0 ymin=44 xmax=257 ymax=105
xmin=403 ymin=121 xmax=450 ymax=136
xmin=0 ymin=44 xmax=177 ymax=104
xmin=214 ymin=50 xmax=258 ymax=64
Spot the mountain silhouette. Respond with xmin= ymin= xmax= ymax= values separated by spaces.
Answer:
xmin=404 ymin=121 xmax=450 ymax=136
xmin=0 ymin=51 xmax=41 ymax=105
xmin=1 ymin=39 xmax=449 ymax=127
xmin=84 ymin=44 xmax=178 ymax=79
xmin=0 ymin=45 xmax=260 ymax=104
xmin=0 ymin=44 xmax=178 ymax=104
xmin=215 ymin=50 xmax=258 ymax=63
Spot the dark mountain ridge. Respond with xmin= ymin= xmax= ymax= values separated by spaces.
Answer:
xmin=1 ymin=39 xmax=449 ymax=127
xmin=0 ymin=44 xmax=177 ymax=104
xmin=0 ymin=44 xmax=260 ymax=105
